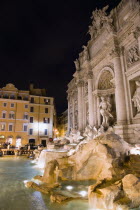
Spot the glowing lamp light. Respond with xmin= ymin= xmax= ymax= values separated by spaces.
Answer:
xmin=66 ymin=185 xmax=73 ymax=190
xmin=78 ymin=190 xmax=87 ymax=197
xmin=32 ymin=122 xmax=48 ymax=133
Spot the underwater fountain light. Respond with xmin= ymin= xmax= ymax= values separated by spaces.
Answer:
xmin=78 ymin=190 xmax=87 ymax=197
xmin=130 ymin=145 xmax=140 ymax=155
xmin=66 ymin=185 xmax=74 ymax=190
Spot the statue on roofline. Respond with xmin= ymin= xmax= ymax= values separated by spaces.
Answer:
xmin=88 ymin=5 xmax=113 ymax=39
xmin=82 ymin=45 xmax=89 ymax=61
xmin=74 ymin=59 xmax=80 ymax=71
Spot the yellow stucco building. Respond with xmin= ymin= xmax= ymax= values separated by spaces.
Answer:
xmin=0 ymin=83 xmax=56 ymax=147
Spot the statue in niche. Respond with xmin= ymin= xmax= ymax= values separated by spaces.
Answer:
xmin=74 ymin=59 xmax=80 ymax=71
xmin=132 ymin=81 xmax=140 ymax=113
xmin=89 ymin=5 xmax=113 ymax=39
xmin=82 ymin=45 xmax=89 ymax=61
xmin=127 ymin=45 xmax=140 ymax=65
xmin=99 ymin=96 xmax=113 ymax=127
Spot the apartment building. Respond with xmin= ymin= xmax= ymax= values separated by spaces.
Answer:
xmin=0 ymin=83 xmax=56 ymax=147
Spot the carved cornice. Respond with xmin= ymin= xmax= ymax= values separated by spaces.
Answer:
xmin=93 ymin=88 xmax=115 ymax=96
xmin=87 ymin=71 xmax=93 ymax=79
xmin=77 ymin=80 xmax=84 ymax=87
xmin=110 ymin=47 xmax=120 ymax=59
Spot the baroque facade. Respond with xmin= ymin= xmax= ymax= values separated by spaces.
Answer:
xmin=0 ymin=83 xmax=56 ymax=147
xmin=67 ymin=0 xmax=140 ymax=144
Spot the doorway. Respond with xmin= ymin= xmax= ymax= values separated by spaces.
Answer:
xmin=41 ymin=140 xmax=46 ymax=147
xmin=29 ymin=139 xmax=35 ymax=146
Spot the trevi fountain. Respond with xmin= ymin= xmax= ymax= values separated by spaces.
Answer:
xmin=24 ymin=0 xmax=140 ymax=209
xmin=1 ymin=0 xmax=140 ymax=209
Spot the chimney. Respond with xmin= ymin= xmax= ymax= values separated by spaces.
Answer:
xmin=30 ymin=83 xmax=34 ymax=91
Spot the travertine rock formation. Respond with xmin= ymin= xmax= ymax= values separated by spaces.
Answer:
xmin=42 ymin=133 xmax=129 ymax=183
xmin=88 ymin=174 xmax=140 ymax=209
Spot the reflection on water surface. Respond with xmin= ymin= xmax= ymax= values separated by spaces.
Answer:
xmin=0 ymin=157 xmax=89 ymax=210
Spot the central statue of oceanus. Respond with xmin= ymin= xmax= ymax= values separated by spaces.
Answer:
xmin=99 ymin=96 xmax=113 ymax=127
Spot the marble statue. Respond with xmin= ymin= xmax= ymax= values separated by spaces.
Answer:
xmin=89 ymin=5 xmax=113 ymax=39
xmin=83 ymin=125 xmax=98 ymax=141
xmin=66 ymin=128 xmax=83 ymax=144
xmin=128 ymin=45 xmax=140 ymax=65
xmin=82 ymin=45 xmax=89 ymax=61
xmin=74 ymin=59 xmax=80 ymax=71
xmin=99 ymin=96 xmax=113 ymax=127
xmin=132 ymin=81 xmax=140 ymax=113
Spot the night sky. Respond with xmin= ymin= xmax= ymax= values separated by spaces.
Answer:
xmin=0 ymin=0 xmax=121 ymax=114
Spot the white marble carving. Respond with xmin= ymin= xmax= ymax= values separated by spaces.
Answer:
xmin=127 ymin=45 xmax=140 ymax=66
xmin=67 ymin=1 xmax=140 ymax=144
xmin=74 ymin=59 xmax=80 ymax=71
xmin=66 ymin=129 xmax=84 ymax=144
xmin=132 ymin=81 xmax=140 ymax=113
xmin=82 ymin=45 xmax=89 ymax=61
xmin=99 ymin=96 xmax=113 ymax=127
xmin=89 ymin=5 xmax=113 ymax=39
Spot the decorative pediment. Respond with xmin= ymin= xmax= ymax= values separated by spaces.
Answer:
xmin=2 ymin=83 xmax=18 ymax=92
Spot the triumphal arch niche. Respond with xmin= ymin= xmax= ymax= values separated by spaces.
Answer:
xmin=67 ymin=0 xmax=140 ymax=144
xmin=93 ymin=68 xmax=116 ymax=129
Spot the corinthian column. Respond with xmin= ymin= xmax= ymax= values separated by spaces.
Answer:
xmin=87 ymin=71 xmax=94 ymax=127
xmin=110 ymin=47 xmax=127 ymax=125
xmin=77 ymin=80 xmax=84 ymax=131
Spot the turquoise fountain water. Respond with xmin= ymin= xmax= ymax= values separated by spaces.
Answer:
xmin=0 ymin=157 xmax=89 ymax=210
xmin=0 ymin=156 xmax=139 ymax=210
